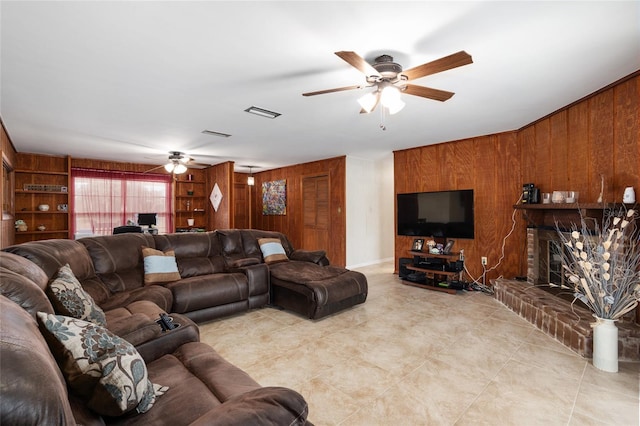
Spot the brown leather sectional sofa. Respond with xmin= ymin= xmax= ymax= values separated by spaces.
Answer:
xmin=1 ymin=229 xmax=368 ymax=424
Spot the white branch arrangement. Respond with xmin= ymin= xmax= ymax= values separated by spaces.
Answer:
xmin=555 ymin=208 xmax=640 ymax=320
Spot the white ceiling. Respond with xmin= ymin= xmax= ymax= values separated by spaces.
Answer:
xmin=1 ymin=1 xmax=639 ymax=173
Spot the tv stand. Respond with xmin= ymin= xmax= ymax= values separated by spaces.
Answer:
xmin=403 ymin=250 xmax=463 ymax=294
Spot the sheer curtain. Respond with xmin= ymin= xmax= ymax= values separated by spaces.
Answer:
xmin=72 ymin=168 xmax=173 ymax=236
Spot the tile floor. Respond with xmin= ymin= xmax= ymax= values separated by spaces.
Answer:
xmin=198 ymin=262 xmax=640 ymax=425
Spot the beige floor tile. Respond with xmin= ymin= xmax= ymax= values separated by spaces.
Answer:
xmin=572 ymin=381 xmax=640 ymax=425
xmin=196 ymin=261 xmax=640 ymax=425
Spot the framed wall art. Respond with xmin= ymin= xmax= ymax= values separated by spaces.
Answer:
xmin=262 ymin=179 xmax=286 ymax=215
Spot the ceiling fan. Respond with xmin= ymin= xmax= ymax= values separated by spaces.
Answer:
xmin=145 ymin=151 xmax=212 ymax=174
xmin=302 ymin=50 xmax=473 ymax=114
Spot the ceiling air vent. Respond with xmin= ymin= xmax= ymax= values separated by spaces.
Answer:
xmin=201 ymin=130 xmax=232 ymax=138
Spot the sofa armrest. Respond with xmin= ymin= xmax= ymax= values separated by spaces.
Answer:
xmin=135 ymin=313 xmax=200 ymax=363
xmin=190 ymin=386 xmax=309 ymax=426
xmin=290 ymin=249 xmax=329 ymax=266
xmin=227 ymin=257 xmax=261 ymax=269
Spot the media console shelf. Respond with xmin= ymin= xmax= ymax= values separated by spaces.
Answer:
xmin=403 ymin=250 xmax=463 ymax=295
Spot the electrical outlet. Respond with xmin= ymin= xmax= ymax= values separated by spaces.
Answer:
xmin=481 ymin=256 xmax=488 ymax=266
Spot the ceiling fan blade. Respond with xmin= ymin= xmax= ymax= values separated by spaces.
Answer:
xmin=144 ymin=164 xmax=167 ymax=174
xmin=403 ymin=84 xmax=455 ymax=102
xmin=402 ymin=51 xmax=473 ymax=81
xmin=302 ymin=85 xmax=363 ymax=97
xmin=335 ymin=51 xmax=381 ymax=77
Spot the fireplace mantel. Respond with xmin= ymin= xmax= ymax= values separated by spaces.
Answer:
xmin=514 ymin=203 xmax=633 ymax=229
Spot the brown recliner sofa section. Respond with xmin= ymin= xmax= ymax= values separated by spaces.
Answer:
xmin=4 ymin=229 xmax=367 ymax=322
xmin=0 ymin=252 xmax=309 ymax=425
xmin=218 ymin=229 xmax=368 ymax=319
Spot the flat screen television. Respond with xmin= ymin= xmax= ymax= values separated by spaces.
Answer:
xmin=397 ymin=189 xmax=474 ymax=239
xmin=137 ymin=213 xmax=157 ymax=227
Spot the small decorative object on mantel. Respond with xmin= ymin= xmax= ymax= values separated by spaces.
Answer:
xmin=555 ymin=207 xmax=639 ymax=372
xmin=597 ymin=174 xmax=605 ymax=203
xmin=15 ymin=220 xmax=27 ymax=232
xmin=623 ymin=186 xmax=635 ymax=204
xmin=411 ymin=238 xmax=424 ymax=251
xmin=37 ymin=224 xmax=46 ymax=231
xmin=38 ymin=204 xmax=50 ymax=211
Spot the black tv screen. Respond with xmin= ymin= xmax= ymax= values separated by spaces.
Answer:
xmin=137 ymin=213 xmax=157 ymax=227
xmin=397 ymin=189 xmax=474 ymax=239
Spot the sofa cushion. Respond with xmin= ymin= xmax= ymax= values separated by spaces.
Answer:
xmin=142 ymin=247 xmax=181 ymax=285
xmin=37 ymin=312 xmax=167 ymax=417
xmin=47 ymin=264 xmax=107 ymax=326
xmin=153 ymin=232 xmax=226 ymax=277
xmin=79 ymin=233 xmax=156 ymax=293
xmin=0 ymin=251 xmax=50 ymax=290
xmin=165 ymin=273 xmax=249 ymax=314
xmin=258 ymin=237 xmax=289 ymax=264
xmin=0 ymin=296 xmax=76 ymax=425
xmin=0 ymin=267 xmax=54 ymax=318
xmin=135 ymin=341 xmax=306 ymax=425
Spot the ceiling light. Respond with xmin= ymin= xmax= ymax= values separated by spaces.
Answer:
xmin=174 ymin=163 xmax=188 ymax=174
xmin=164 ymin=160 xmax=188 ymax=174
xmin=244 ymin=106 xmax=281 ymax=119
xmin=380 ymin=86 xmax=405 ymax=115
xmin=357 ymin=92 xmax=378 ymax=113
xmin=247 ymin=166 xmax=255 ymax=186
xmin=201 ymin=130 xmax=232 ymax=138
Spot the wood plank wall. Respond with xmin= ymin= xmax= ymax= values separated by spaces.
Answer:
xmin=251 ymin=156 xmax=346 ymax=266
xmin=1 ymin=120 xmax=17 ymax=248
xmin=206 ymin=161 xmax=234 ymax=231
xmin=394 ymin=72 xmax=639 ymax=282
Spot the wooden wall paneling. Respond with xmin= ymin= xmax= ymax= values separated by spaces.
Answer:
xmin=252 ymin=156 xmax=346 ymax=266
xmin=470 ymin=136 xmax=498 ymax=280
xmin=206 ymin=162 xmax=233 ymax=231
xmin=71 ymin=158 xmax=165 ymax=174
xmin=567 ymin=102 xmax=591 ymax=200
xmin=1 ymin=120 xmax=17 ymax=248
xmin=395 ymin=74 xmax=638 ymax=285
xmin=519 ymin=126 xmax=538 ymax=188
xmin=419 ymin=146 xmax=440 ymax=191
xmin=533 ymin=119 xmax=552 ymax=191
xmin=613 ymin=78 xmax=640 ymax=195
xmin=589 ymin=90 xmax=615 ymax=203
xmin=549 ymin=111 xmax=569 ymax=190
xmin=494 ymin=132 xmax=525 ymax=278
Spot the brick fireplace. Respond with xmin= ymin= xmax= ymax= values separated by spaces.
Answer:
xmin=494 ymin=217 xmax=640 ymax=361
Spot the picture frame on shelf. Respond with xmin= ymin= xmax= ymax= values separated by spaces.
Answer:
xmin=443 ymin=240 xmax=455 ymax=254
xmin=411 ymin=238 xmax=424 ymax=251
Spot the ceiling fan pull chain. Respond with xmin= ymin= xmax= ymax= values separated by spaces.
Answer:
xmin=379 ymin=106 xmax=387 ymax=131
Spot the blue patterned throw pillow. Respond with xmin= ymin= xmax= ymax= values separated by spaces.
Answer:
xmin=258 ymin=238 xmax=289 ymax=264
xmin=142 ymin=246 xmax=181 ymax=285
xmin=47 ymin=264 xmax=107 ymax=326
xmin=37 ymin=312 xmax=168 ymax=416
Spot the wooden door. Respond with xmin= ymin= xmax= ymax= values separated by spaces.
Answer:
xmin=302 ymin=174 xmax=329 ymax=250
xmin=233 ymin=182 xmax=250 ymax=229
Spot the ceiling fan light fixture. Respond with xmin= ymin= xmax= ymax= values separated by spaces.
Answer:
xmin=380 ymin=86 xmax=405 ymax=115
xmin=357 ymin=92 xmax=378 ymax=113
xmin=165 ymin=160 xmax=188 ymax=174
xmin=173 ymin=163 xmax=188 ymax=174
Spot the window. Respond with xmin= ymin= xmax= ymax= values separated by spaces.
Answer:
xmin=72 ymin=168 xmax=172 ymax=236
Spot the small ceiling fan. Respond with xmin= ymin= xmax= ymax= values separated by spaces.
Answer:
xmin=302 ymin=50 xmax=473 ymax=114
xmin=145 ymin=151 xmax=212 ymax=174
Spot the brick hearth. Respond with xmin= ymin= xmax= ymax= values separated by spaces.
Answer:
xmin=494 ymin=278 xmax=640 ymax=361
